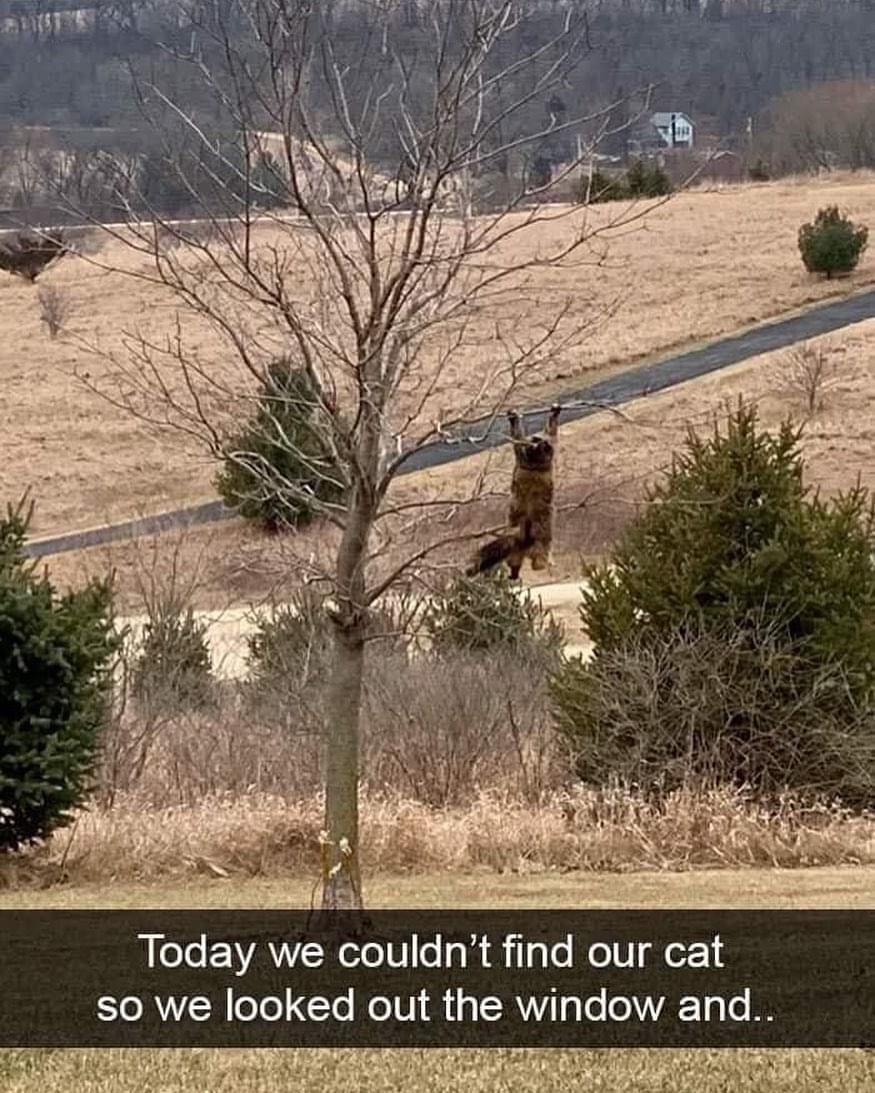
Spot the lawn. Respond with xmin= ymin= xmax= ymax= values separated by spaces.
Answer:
xmin=1 ymin=868 xmax=872 ymax=1092
xmin=1 ymin=866 xmax=873 ymax=910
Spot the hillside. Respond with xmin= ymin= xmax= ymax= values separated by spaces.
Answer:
xmin=42 ymin=302 xmax=875 ymax=646
xmin=6 ymin=172 xmax=875 ymax=542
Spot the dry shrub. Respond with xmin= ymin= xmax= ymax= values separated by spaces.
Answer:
xmin=97 ymin=643 xmax=559 ymax=808
xmin=4 ymin=786 xmax=873 ymax=887
xmin=554 ymin=618 xmax=875 ymax=808
xmin=98 ymin=699 xmax=323 ymax=806
xmin=37 ymin=284 xmax=70 ymax=338
xmin=363 ymin=650 xmax=559 ymax=805
xmin=781 ymin=343 xmax=839 ymax=413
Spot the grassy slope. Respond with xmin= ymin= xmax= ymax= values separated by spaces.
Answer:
xmin=42 ymin=302 xmax=875 ymax=614
xmin=1 ymin=869 xmax=873 ymax=1092
xmin=7 ymin=173 xmax=875 ymax=539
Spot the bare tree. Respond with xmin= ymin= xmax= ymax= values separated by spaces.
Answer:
xmin=754 ymin=80 xmax=875 ymax=175
xmin=782 ymin=342 xmax=839 ymax=416
xmin=80 ymin=0 xmax=663 ymax=911
xmin=37 ymin=284 xmax=70 ymax=337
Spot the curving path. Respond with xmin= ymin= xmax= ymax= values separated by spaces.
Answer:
xmin=24 ymin=286 xmax=875 ymax=559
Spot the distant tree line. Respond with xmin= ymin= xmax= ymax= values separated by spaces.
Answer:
xmin=3 ymin=0 xmax=875 ymax=215
xmin=0 ymin=1 xmax=869 ymax=134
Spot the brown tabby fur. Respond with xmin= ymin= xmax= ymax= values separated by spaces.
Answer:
xmin=467 ymin=404 xmax=560 ymax=579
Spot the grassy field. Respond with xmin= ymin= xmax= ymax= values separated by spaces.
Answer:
xmin=2 ymin=865 xmax=874 ymax=909
xmin=2 ymin=1044 xmax=871 ymax=1093
xmin=8 ymin=172 xmax=875 ymax=541
xmin=1 ymin=869 xmax=872 ymax=1092
xmin=43 ymin=306 xmax=875 ymax=619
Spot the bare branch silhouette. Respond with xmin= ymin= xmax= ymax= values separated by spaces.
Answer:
xmin=73 ymin=0 xmax=666 ymax=912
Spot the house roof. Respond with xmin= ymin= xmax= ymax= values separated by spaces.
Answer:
xmin=651 ymin=112 xmax=694 ymax=129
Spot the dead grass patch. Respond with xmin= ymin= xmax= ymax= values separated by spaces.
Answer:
xmin=2 ymin=787 xmax=872 ymax=889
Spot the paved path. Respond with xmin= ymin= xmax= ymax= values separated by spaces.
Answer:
xmin=25 ymin=287 xmax=875 ymax=559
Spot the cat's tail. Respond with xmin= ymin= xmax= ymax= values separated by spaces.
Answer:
xmin=466 ymin=519 xmax=534 ymax=576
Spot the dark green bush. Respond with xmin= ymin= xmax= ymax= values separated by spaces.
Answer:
xmin=247 ymin=586 xmax=412 ymax=693
xmin=748 ymin=159 xmax=770 ymax=182
xmin=625 ymin=159 xmax=673 ymax=197
xmin=216 ymin=360 xmax=344 ymax=531
xmin=574 ymin=169 xmax=627 ymax=204
xmin=247 ymin=588 xmax=334 ymax=696
xmin=139 ymin=145 xmax=287 ymax=217
xmin=132 ymin=606 xmax=213 ymax=712
xmin=574 ymin=161 xmax=672 ymax=204
xmin=139 ymin=151 xmax=195 ymax=217
xmin=798 ymin=205 xmax=868 ymax=279
xmin=423 ymin=571 xmax=564 ymax=658
xmin=552 ymin=402 xmax=875 ymax=805
xmin=0 ymin=500 xmax=117 ymax=851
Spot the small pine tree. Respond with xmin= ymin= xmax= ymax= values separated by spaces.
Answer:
xmin=245 ymin=587 xmax=409 ymax=718
xmin=0 ymin=500 xmax=117 ymax=851
xmin=574 ymin=169 xmax=627 ymax=204
xmin=132 ymin=607 xmax=213 ymax=712
xmin=423 ymin=571 xmax=564 ymax=658
xmin=139 ymin=151 xmax=194 ymax=217
xmin=0 ymin=232 xmax=68 ymax=283
xmin=248 ymin=590 xmax=410 ymax=681
xmin=216 ymin=359 xmax=344 ymax=531
xmin=552 ymin=402 xmax=875 ymax=804
xmin=625 ymin=159 xmax=673 ymax=198
xmin=529 ymin=154 xmax=553 ymax=189
xmin=798 ymin=206 xmax=868 ymax=279
xmin=624 ymin=159 xmax=649 ymax=196
xmin=246 ymin=588 xmax=334 ymax=695
xmin=748 ymin=159 xmax=770 ymax=182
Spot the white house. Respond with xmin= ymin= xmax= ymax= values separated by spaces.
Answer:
xmin=650 ymin=112 xmax=695 ymax=149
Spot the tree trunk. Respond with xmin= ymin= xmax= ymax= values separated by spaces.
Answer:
xmin=321 ymin=613 xmax=366 ymax=912
xmin=320 ymin=473 xmax=374 ymax=913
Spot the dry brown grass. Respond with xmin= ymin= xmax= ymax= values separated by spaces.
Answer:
xmin=3 ymin=786 xmax=872 ymax=889
xmin=5 ymin=1043 xmax=872 ymax=1093
xmin=9 ymin=172 xmax=875 ymax=539
xmin=40 ymin=311 xmax=875 ymax=615
xmin=98 ymin=636 xmax=563 ymax=801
